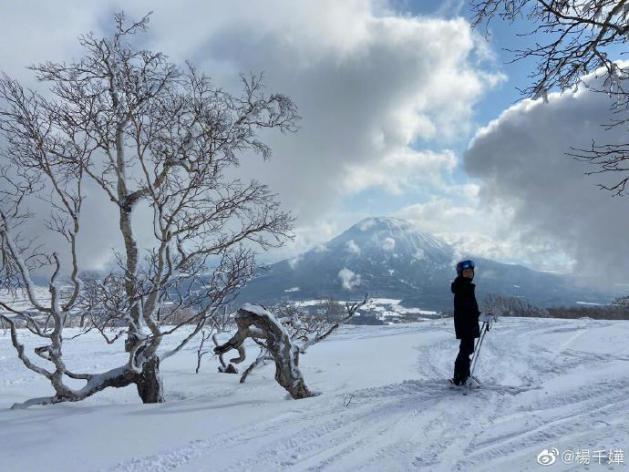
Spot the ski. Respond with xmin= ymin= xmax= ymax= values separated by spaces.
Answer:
xmin=448 ymin=378 xmax=479 ymax=395
xmin=469 ymin=375 xmax=482 ymax=386
xmin=448 ymin=377 xmax=534 ymax=396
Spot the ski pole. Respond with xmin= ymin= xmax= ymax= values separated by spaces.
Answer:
xmin=469 ymin=322 xmax=487 ymax=378
xmin=469 ymin=313 xmax=496 ymax=380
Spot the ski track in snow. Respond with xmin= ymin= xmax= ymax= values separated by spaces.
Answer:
xmin=2 ymin=317 xmax=628 ymax=471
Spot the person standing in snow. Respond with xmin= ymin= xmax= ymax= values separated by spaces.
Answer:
xmin=450 ymin=259 xmax=480 ymax=386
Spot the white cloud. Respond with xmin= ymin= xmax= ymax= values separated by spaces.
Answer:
xmin=0 ymin=1 xmax=501 ymax=271
xmin=343 ymin=149 xmax=458 ymax=195
xmin=288 ymin=254 xmax=303 ymax=270
xmin=313 ymin=244 xmax=329 ymax=253
xmin=395 ymin=195 xmax=575 ymax=273
xmin=382 ymin=237 xmax=396 ymax=251
xmin=346 ymin=239 xmax=361 ymax=255
xmin=359 ymin=218 xmax=377 ymax=231
xmin=214 ymin=8 xmax=501 ymax=222
xmin=338 ymin=267 xmax=361 ymax=290
xmin=463 ymin=74 xmax=629 ymax=285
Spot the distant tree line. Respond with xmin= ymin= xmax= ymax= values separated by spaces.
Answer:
xmin=481 ymin=294 xmax=629 ymax=320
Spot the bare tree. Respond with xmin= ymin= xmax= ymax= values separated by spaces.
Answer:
xmin=471 ymin=0 xmax=629 ymax=194
xmin=195 ymin=328 xmax=214 ymax=374
xmin=0 ymin=12 xmax=298 ymax=408
xmin=613 ymin=294 xmax=629 ymax=306
xmin=295 ymin=297 xmax=369 ymax=351
xmin=193 ymin=305 xmax=235 ymax=373
xmin=547 ymin=303 xmax=629 ymax=318
xmin=211 ymin=304 xmax=235 ymax=333
xmin=213 ymin=304 xmax=313 ymax=399
xmin=213 ymin=297 xmax=368 ymax=395
xmin=482 ymin=293 xmax=549 ymax=317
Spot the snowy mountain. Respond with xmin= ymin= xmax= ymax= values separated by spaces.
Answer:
xmin=236 ymin=216 xmax=614 ymax=310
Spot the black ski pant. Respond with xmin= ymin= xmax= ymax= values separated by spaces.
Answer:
xmin=453 ymin=337 xmax=475 ymax=381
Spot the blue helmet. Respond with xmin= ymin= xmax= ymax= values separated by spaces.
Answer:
xmin=456 ymin=259 xmax=475 ymax=275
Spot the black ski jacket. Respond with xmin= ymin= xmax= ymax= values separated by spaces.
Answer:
xmin=451 ymin=276 xmax=480 ymax=339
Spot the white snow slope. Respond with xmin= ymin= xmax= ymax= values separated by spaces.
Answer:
xmin=1 ymin=317 xmax=628 ymax=471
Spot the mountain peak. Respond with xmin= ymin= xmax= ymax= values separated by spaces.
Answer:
xmin=353 ymin=216 xmax=413 ymax=233
xmin=323 ymin=216 xmax=452 ymax=265
xmin=343 ymin=216 xmax=448 ymax=249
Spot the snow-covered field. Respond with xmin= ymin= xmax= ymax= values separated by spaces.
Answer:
xmin=1 ymin=317 xmax=628 ymax=471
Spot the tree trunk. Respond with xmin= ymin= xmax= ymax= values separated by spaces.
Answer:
xmin=135 ymin=356 xmax=165 ymax=403
xmin=272 ymin=340 xmax=311 ymax=399
xmin=214 ymin=304 xmax=313 ymax=399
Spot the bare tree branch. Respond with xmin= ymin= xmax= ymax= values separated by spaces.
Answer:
xmin=471 ymin=0 xmax=629 ymax=194
xmin=0 ymin=10 xmax=297 ymax=407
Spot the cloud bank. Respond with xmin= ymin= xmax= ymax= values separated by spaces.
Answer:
xmin=463 ymin=80 xmax=629 ymax=287
xmin=0 ymin=1 xmax=501 ymax=271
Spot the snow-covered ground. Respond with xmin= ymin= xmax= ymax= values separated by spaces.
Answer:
xmin=1 ymin=316 xmax=628 ymax=471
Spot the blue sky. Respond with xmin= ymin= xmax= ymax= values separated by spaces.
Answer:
xmin=340 ymin=0 xmax=533 ymax=226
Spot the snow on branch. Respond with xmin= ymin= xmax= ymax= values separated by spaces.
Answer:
xmin=0 ymin=10 xmax=297 ymax=407
xmin=213 ymin=296 xmax=369 ymax=397
xmin=213 ymin=304 xmax=314 ymax=399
